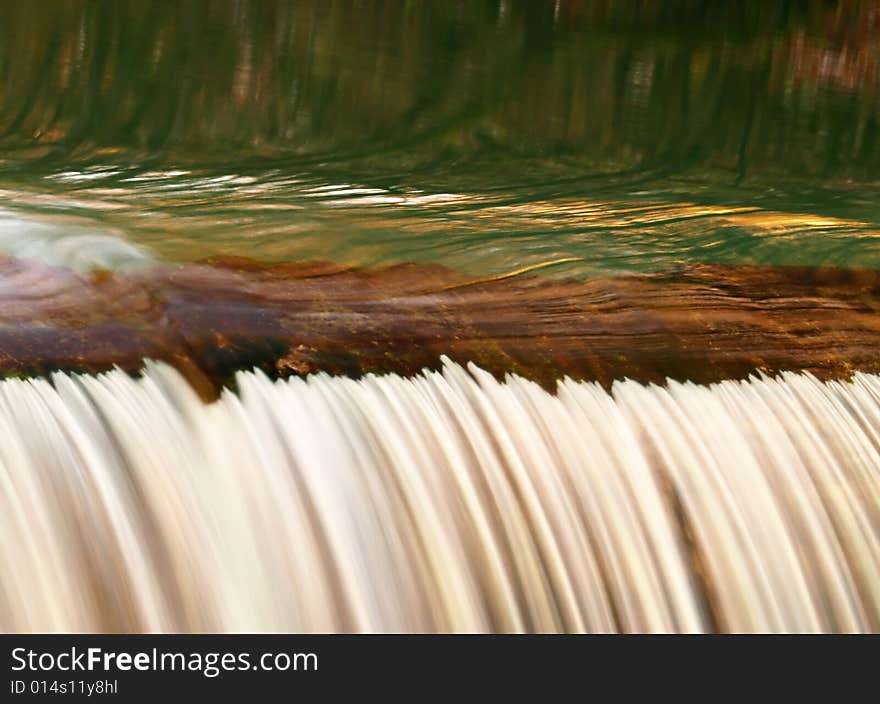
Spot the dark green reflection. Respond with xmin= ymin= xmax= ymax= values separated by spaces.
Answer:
xmin=0 ymin=0 xmax=879 ymax=274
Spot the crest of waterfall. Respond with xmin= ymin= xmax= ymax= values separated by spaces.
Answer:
xmin=1 ymin=359 xmax=879 ymax=633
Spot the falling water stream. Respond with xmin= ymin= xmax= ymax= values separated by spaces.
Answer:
xmin=2 ymin=361 xmax=879 ymax=633
xmin=3 ymin=1 xmax=880 ymax=634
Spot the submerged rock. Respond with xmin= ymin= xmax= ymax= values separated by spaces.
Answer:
xmin=1 ymin=255 xmax=879 ymax=399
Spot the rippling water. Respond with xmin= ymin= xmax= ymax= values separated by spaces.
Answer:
xmin=1 ymin=0 xmax=880 ymax=275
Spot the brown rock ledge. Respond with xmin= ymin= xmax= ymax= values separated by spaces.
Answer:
xmin=1 ymin=255 xmax=879 ymax=400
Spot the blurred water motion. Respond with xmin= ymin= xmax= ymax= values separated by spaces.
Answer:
xmin=2 ymin=360 xmax=880 ymax=633
xmin=0 ymin=1 xmax=879 ymax=274
xmin=4 ymin=2 xmax=880 ymax=636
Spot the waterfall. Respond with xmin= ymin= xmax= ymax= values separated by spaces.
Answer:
xmin=1 ymin=359 xmax=879 ymax=633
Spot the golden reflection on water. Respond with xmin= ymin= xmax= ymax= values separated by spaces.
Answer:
xmin=1 ymin=175 xmax=879 ymax=279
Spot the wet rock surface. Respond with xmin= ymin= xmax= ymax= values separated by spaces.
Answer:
xmin=1 ymin=255 xmax=879 ymax=399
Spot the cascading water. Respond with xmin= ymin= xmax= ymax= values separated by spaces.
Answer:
xmin=2 ymin=359 xmax=878 ymax=633
xmin=3 ymin=1 xmax=880 ymax=643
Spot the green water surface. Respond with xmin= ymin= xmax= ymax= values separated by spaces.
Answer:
xmin=1 ymin=0 xmax=879 ymax=277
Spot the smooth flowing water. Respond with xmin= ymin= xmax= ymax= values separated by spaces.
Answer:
xmin=2 ymin=361 xmax=880 ymax=633
xmin=1 ymin=1 xmax=880 ymax=275
xmin=3 ymin=1 xmax=880 ymax=634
